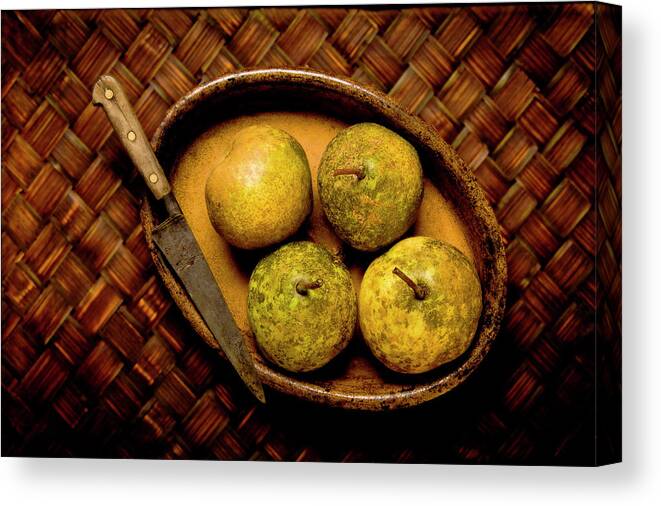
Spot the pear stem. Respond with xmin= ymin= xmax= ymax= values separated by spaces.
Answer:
xmin=296 ymin=279 xmax=323 ymax=295
xmin=333 ymin=167 xmax=365 ymax=180
xmin=392 ymin=267 xmax=427 ymax=300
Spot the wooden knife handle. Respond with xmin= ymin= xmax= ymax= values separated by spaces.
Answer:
xmin=92 ymin=75 xmax=171 ymax=200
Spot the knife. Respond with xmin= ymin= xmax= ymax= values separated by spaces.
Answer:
xmin=92 ymin=75 xmax=265 ymax=403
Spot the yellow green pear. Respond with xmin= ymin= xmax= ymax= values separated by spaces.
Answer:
xmin=359 ymin=236 xmax=482 ymax=373
xmin=248 ymin=241 xmax=357 ymax=373
xmin=317 ymin=122 xmax=423 ymax=252
xmin=205 ymin=125 xmax=312 ymax=249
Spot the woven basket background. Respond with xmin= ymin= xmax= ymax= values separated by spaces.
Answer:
xmin=2 ymin=3 xmax=621 ymax=464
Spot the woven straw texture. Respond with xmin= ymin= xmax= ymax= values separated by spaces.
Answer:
xmin=2 ymin=3 xmax=621 ymax=464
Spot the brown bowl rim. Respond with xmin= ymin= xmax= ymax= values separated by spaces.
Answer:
xmin=141 ymin=67 xmax=507 ymax=410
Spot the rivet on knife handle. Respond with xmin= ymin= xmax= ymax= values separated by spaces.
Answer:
xmin=92 ymin=75 xmax=171 ymax=200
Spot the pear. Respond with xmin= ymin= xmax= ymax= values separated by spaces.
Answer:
xmin=248 ymin=241 xmax=356 ymax=373
xmin=317 ymin=123 xmax=423 ymax=251
xmin=205 ymin=125 xmax=312 ymax=249
xmin=359 ymin=236 xmax=482 ymax=374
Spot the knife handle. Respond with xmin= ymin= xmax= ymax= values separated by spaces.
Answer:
xmin=92 ymin=75 xmax=171 ymax=200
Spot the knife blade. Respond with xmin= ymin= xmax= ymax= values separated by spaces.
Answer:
xmin=152 ymin=205 xmax=266 ymax=403
xmin=92 ymin=75 xmax=265 ymax=403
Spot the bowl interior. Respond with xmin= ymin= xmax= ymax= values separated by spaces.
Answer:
xmin=145 ymin=69 xmax=506 ymax=410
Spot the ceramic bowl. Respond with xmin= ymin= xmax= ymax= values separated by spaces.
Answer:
xmin=141 ymin=68 xmax=506 ymax=410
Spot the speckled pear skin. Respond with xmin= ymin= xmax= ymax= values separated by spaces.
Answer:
xmin=205 ymin=125 xmax=312 ymax=250
xmin=317 ymin=123 xmax=423 ymax=252
xmin=359 ymin=236 xmax=482 ymax=374
xmin=248 ymin=241 xmax=357 ymax=373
